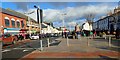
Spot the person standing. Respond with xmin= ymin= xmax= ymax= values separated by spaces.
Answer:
xmin=64 ymin=29 xmax=67 ymax=38
xmin=116 ymin=28 xmax=120 ymax=39
xmin=75 ymin=24 xmax=80 ymax=39
xmin=62 ymin=31 xmax=64 ymax=38
xmin=93 ymin=31 xmax=96 ymax=38
xmin=90 ymin=31 xmax=93 ymax=39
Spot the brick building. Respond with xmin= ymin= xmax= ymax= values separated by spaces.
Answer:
xmin=0 ymin=8 xmax=27 ymax=35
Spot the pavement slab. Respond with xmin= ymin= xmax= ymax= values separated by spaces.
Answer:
xmin=19 ymin=37 xmax=120 ymax=60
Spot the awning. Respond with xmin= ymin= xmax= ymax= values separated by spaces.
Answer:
xmin=20 ymin=29 xmax=29 ymax=31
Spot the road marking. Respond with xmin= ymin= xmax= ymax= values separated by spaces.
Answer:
xmin=13 ymin=48 xmax=37 ymax=50
xmin=23 ymin=49 xmax=29 ymax=52
xmin=2 ymin=49 xmax=11 ymax=53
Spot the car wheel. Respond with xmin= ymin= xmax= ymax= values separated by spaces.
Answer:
xmin=2 ymin=41 xmax=4 ymax=46
xmin=12 ymin=39 xmax=17 ymax=44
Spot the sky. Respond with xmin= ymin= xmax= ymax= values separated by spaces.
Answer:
xmin=0 ymin=1 xmax=119 ymax=30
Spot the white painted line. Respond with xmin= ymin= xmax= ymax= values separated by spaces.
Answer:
xmin=13 ymin=48 xmax=36 ymax=50
xmin=2 ymin=49 xmax=11 ymax=53
xmin=23 ymin=49 xmax=29 ymax=52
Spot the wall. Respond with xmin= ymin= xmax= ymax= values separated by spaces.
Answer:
xmin=1 ymin=12 xmax=26 ymax=29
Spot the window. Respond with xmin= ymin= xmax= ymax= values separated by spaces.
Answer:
xmin=11 ymin=20 xmax=15 ymax=27
xmin=5 ymin=19 xmax=10 ymax=26
xmin=21 ymin=21 xmax=24 ymax=28
xmin=4 ymin=33 xmax=11 ymax=38
xmin=17 ymin=21 xmax=20 ymax=28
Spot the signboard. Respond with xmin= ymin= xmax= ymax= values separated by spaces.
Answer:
xmin=4 ymin=28 xmax=21 ymax=35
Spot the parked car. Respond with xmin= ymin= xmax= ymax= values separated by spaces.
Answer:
xmin=30 ymin=34 xmax=39 ymax=40
xmin=1 ymin=33 xmax=18 ymax=45
xmin=50 ymin=33 xmax=59 ymax=37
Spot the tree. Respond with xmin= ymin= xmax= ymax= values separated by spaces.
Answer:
xmin=84 ymin=12 xmax=96 ymax=23
xmin=83 ymin=12 xmax=96 ymax=32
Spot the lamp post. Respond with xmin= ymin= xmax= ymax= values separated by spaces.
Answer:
xmin=34 ymin=5 xmax=43 ymax=35
xmin=60 ymin=13 xmax=66 ymax=38
xmin=34 ymin=5 xmax=43 ymax=51
xmin=61 ymin=13 xmax=67 ymax=27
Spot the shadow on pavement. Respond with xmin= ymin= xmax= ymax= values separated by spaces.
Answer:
xmin=49 ymin=40 xmax=61 ymax=46
xmin=96 ymin=46 xmax=120 ymax=52
xmin=92 ymin=37 xmax=105 ymax=39
xmin=93 ymin=39 xmax=109 ymax=42
xmin=93 ymin=38 xmax=120 ymax=47
xmin=99 ymin=55 xmax=119 ymax=60
xmin=111 ymin=40 xmax=120 ymax=47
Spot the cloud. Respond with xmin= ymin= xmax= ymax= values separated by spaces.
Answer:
xmin=68 ymin=21 xmax=76 ymax=26
xmin=17 ymin=2 xmax=117 ymax=28
xmin=43 ymin=3 xmax=116 ymax=22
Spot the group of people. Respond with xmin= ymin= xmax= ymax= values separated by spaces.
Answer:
xmin=62 ymin=23 xmax=120 ymax=39
xmin=18 ymin=33 xmax=30 ymax=40
xmin=74 ymin=24 xmax=97 ymax=39
xmin=62 ymin=23 xmax=97 ymax=39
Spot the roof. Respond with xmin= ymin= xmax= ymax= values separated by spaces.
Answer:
xmin=28 ymin=17 xmax=38 ymax=23
xmin=0 ymin=8 xmax=27 ymax=19
xmin=42 ymin=24 xmax=47 ymax=28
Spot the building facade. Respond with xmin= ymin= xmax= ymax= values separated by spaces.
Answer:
xmin=92 ymin=7 xmax=120 ymax=35
xmin=82 ymin=21 xmax=92 ymax=31
xmin=42 ymin=23 xmax=59 ymax=34
xmin=26 ymin=17 xmax=40 ymax=34
xmin=0 ymin=8 xmax=27 ymax=35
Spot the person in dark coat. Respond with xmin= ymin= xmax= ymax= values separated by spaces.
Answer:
xmin=116 ymin=28 xmax=120 ymax=39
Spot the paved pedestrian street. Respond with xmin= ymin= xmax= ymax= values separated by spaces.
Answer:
xmin=19 ymin=37 xmax=120 ymax=60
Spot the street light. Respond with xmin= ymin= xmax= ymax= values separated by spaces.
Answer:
xmin=34 ymin=5 xmax=43 ymax=51
xmin=34 ymin=5 xmax=43 ymax=34
xmin=61 ymin=13 xmax=67 ymax=27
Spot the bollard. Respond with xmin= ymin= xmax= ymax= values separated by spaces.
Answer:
xmin=108 ymin=37 xmax=111 ymax=47
xmin=67 ymin=37 xmax=69 ymax=46
xmin=87 ymin=37 xmax=89 ymax=46
xmin=40 ymin=40 xmax=43 ymax=51
xmin=0 ymin=41 xmax=2 ymax=60
xmin=104 ymin=35 xmax=107 ymax=39
xmin=47 ymin=38 xmax=50 ymax=47
xmin=105 ymin=37 xmax=106 ymax=39
xmin=78 ymin=35 xmax=81 ymax=40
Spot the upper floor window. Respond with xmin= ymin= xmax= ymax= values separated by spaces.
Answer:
xmin=4 ymin=17 xmax=10 ymax=27
xmin=11 ymin=20 xmax=15 ymax=27
xmin=11 ymin=18 xmax=15 ymax=27
xmin=17 ymin=20 xmax=20 ymax=28
xmin=21 ymin=21 xmax=24 ymax=28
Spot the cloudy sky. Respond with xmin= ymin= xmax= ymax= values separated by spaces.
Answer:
xmin=0 ymin=1 xmax=119 ymax=30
